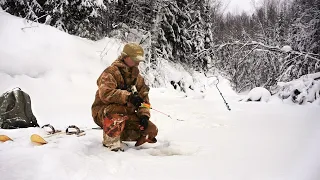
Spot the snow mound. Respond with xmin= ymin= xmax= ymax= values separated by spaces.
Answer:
xmin=281 ymin=45 xmax=292 ymax=52
xmin=242 ymin=87 xmax=271 ymax=102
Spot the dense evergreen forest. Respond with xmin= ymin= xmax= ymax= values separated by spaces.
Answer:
xmin=1 ymin=0 xmax=319 ymax=92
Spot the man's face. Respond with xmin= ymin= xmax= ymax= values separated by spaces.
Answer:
xmin=124 ymin=57 xmax=140 ymax=67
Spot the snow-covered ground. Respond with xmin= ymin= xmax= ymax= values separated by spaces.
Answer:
xmin=0 ymin=12 xmax=320 ymax=180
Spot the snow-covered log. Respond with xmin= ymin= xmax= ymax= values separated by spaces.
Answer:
xmin=275 ymin=72 xmax=320 ymax=104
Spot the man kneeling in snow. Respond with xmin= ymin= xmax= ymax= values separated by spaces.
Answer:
xmin=91 ymin=43 xmax=158 ymax=151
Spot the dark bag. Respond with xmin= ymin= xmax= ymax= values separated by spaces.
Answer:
xmin=0 ymin=88 xmax=39 ymax=129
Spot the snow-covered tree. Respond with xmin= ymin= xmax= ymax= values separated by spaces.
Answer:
xmin=151 ymin=0 xmax=192 ymax=65
xmin=279 ymin=0 xmax=320 ymax=80
xmin=289 ymin=0 xmax=320 ymax=54
xmin=1 ymin=0 xmax=109 ymax=40
xmin=0 ymin=0 xmax=45 ymax=22
xmin=42 ymin=0 xmax=108 ymax=40
xmin=188 ymin=0 xmax=213 ymax=71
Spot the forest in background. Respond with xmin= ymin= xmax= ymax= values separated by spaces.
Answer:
xmin=1 ymin=0 xmax=319 ymax=93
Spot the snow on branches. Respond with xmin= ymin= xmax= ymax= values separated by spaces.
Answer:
xmin=211 ymin=41 xmax=320 ymax=93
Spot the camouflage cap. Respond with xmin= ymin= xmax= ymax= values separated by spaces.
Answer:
xmin=122 ymin=43 xmax=145 ymax=62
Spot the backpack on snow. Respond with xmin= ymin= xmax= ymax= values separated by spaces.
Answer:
xmin=0 ymin=87 xmax=39 ymax=129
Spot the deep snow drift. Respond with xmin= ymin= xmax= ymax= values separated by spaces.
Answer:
xmin=1 ymin=12 xmax=320 ymax=180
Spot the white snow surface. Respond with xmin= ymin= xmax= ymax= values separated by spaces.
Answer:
xmin=1 ymin=12 xmax=320 ymax=180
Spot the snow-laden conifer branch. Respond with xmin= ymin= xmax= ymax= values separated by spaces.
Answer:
xmin=215 ymin=41 xmax=320 ymax=62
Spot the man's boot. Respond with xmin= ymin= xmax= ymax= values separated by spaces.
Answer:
xmin=103 ymin=133 xmax=126 ymax=152
xmin=135 ymin=135 xmax=157 ymax=146
xmin=134 ymin=120 xmax=158 ymax=147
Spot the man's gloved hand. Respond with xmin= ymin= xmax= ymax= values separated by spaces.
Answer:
xmin=139 ymin=115 xmax=149 ymax=131
xmin=128 ymin=93 xmax=144 ymax=107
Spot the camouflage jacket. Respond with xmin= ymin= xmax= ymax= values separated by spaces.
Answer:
xmin=91 ymin=57 xmax=150 ymax=122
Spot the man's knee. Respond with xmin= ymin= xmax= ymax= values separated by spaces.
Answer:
xmin=93 ymin=105 xmax=128 ymax=128
xmin=94 ymin=118 xmax=103 ymax=128
xmin=93 ymin=108 xmax=106 ymax=128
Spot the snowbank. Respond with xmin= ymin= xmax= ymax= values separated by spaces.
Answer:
xmin=239 ymin=73 xmax=320 ymax=105
xmin=0 ymin=11 xmax=121 ymax=127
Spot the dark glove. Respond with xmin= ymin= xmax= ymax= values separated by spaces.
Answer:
xmin=128 ymin=93 xmax=144 ymax=107
xmin=139 ymin=115 xmax=149 ymax=131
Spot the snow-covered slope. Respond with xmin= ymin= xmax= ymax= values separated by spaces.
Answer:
xmin=0 ymin=11 xmax=122 ymax=127
xmin=1 ymin=12 xmax=320 ymax=180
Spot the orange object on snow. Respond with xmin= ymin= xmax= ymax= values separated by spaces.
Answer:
xmin=0 ymin=135 xmax=12 ymax=142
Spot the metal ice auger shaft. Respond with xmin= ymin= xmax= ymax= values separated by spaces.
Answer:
xmin=214 ymin=78 xmax=231 ymax=111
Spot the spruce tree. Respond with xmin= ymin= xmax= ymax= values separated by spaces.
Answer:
xmin=0 ymin=0 xmax=44 ymax=22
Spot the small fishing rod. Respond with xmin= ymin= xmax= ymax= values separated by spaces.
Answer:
xmin=141 ymin=103 xmax=185 ymax=121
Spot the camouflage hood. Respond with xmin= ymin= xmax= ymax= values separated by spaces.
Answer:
xmin=97 ymin=58 xmax=140 ymax=88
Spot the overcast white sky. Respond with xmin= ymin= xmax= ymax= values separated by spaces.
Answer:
xmin=221 ymin=0 xmax=260 ymax=14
